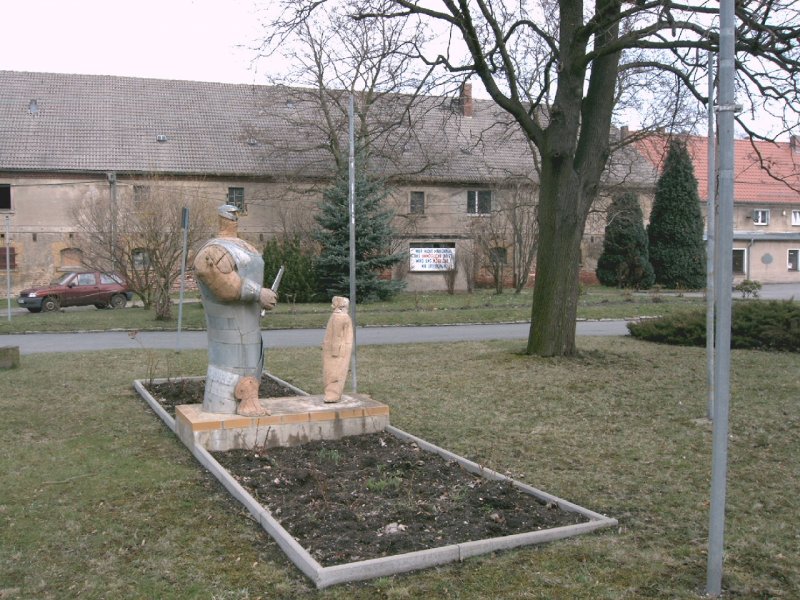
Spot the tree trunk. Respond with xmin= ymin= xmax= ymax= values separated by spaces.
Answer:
xmin=526 ymin=158 xmax=589 ymax=356
xmin=154 ymin=283 xmax=173 ymax=321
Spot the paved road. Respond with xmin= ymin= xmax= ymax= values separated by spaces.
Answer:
xmin=3 ymin=282 xmax=796 ymax=355
xmin=1 ymin=321 xmax=631 ymax=355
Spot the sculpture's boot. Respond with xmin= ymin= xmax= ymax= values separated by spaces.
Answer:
xmin=235 ymin=376 xmax=269 ymax=416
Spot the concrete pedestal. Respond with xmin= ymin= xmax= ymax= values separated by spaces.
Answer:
xmin=176 ymin=393 xmax=390 ymax=451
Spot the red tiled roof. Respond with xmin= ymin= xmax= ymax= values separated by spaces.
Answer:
xmin=635 ymin=134 xmax=800 ymax=205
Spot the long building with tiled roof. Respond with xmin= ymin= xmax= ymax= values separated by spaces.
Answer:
xmin=0 ymin=69 xmax=660 ymax=292
xmin=7 ymin=70 xmax=797 ymax=291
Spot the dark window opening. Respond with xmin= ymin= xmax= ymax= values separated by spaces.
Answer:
xmin=489 ymin=247 xmax=507 ymax=266
xmin=732 ymin=249 xmax=746 ymax=274
xmin=133 ymin=185 xmax=151 ymax=202
xmin=467 ymin=190 xmax=492 ymax=214
xmin=410 ymin=191 xmax=425 ymax=214
xmin=0 ymin=247 xmax=16 ymax=270
xmin=227 ymin=187 xmax=246 ymax=213
xmin=0 ymin=185 xmax=10 ymax=211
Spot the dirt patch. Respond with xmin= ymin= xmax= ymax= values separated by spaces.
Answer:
xmin=143 ymin=379 xmax=589 ymax=566
xmin=145 ymin=376 xmax=295 ymax=417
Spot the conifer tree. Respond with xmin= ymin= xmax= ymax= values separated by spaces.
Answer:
xmin=596 ymin=192 xmax=655 ymax=289
xmin=647 ymin=139 xmax=707 ymax=289
xmin=313 ymin=167 xmax=405 ymax=302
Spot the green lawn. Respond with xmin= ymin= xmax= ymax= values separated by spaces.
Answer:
xmin=1 ymin=338 xmax=797 ymax=598
xmin=0 ymin=287 xmax=706 ymax=334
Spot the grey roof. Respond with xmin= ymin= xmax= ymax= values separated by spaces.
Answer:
xmin=0 ymin=70 xmax=655 ymax=186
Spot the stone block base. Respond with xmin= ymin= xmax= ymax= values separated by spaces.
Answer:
xmin=176 ymin=393 xmax=390 ymax=451
xmin=0 ymin=346 xmax=20 ymax=369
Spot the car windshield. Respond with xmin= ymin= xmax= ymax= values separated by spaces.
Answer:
xmin=51 ymin=273 xmax=75 ymax=285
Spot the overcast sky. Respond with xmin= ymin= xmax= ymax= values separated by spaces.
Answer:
xmin=1 ymin=0 xmax=268 ymax=85
xmin=0 ymin=1 xmax=788 ymax=138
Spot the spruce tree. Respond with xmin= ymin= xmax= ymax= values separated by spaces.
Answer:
xmin=647 ymin=138 xmax=707 ymax=289
xmin=313 ymin=167 xmax=405 ymax=302
xmin=262 ymin=236 xmax=320 ymax=303
xmin=596 ymin=192 xmax=655 ymax=289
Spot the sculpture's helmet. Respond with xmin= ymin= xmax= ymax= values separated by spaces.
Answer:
xmin=218 ymin=204 xmax=240 ymax=221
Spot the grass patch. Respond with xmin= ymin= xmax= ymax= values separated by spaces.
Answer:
xmin=1 ymin=339 xmax=797 ymax=597
xmin=0 ymin=287 xmax=706 ymax=334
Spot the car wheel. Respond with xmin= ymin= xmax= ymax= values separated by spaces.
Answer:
xmin=27 ymin=307 xmax=42 ymax=313
xmin=41 ymin=296 xmax=60 ymax=312
xmin=94 ymin=303 xmax=108 ymax=309
xmin=110 ymin=294 xmax=127 ymax=309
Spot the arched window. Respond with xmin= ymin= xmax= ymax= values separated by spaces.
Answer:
xmin=60 ymin=247 xmax=83 ymax=269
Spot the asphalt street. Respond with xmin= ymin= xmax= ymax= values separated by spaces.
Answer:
xmin=2 ymin=283 xmax=797 ymax=356
xmin=0 ymin=321 xmax=630 ymax=355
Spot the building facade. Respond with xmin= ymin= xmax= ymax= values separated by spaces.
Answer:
xmin=1 ymin=70 xmax=654 ymax=295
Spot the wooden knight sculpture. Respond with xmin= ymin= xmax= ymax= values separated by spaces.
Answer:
xmin=193 ymin=204 xmax=277 ymax=417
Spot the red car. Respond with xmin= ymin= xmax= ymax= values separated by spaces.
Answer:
xmin=18 ymin=271 xmax=133 ymax=312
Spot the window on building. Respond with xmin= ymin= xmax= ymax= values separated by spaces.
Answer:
xmin=60 ymin=247 xmax=83 ymax=269
xmin=133 ymin=185 xmax=151 ymax=202
xmin=0 ymin=246 xmax=16 ymax=270
xmin=789 ymin=249 xmax=799 ymax=272
xmin=489 ymin=247 xmax=507 ymax=266
xmin=732 ymin=248 xmax=746 ymax=274
xmin=132 ymin=248 xmax=151 ymax=270
xmin=753 ymin=209 xmax=770 ymax=225
xmin=792 ymin=210 xmax=800 ymax=226
xmin=0 ymin=185 xmax=10 ymax=211
xmin=410 ymin=191 xmax=425 ymax=214
xmin=227 ymin=187 xmax=246 ymax=213
xmin=467 ymin=190 xmax=492 ymax=215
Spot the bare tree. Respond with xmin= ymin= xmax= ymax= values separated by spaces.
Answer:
xmin=499 ymin=179 xmax=538 ymax=293
xmin=255 ymin=0 xmax=450 ymax=177
xmin=73 ymin=178 xmax=215 ymax=320
xmin=468 ymin=206 xmax=510 ymax=294
xmin=270 ymin=0 xmax=800 ymax=355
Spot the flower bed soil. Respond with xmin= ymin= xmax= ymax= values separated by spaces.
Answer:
xmin=145 ymin=379 xmax=589 ymax=566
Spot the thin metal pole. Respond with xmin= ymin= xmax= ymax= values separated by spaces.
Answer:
xmin=348 ymin=94 xmax=358 ymax=393
xmin=176 ymin=207 xmax=189 ymax=352
xmin=706 ymin=50 xmax=716 ymax=421
xmin=707 ymin=0 xmax=736 ymax=595
xmin=5 ymin=215 xmax=10 ymax=322
xmin=109 ymin=172 xmax=117 ymax=270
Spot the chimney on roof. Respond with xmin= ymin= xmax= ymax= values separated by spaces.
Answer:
xmin=620 ymin=126 xmax=629 ymax=140
xmin=460 ymin=82 xmax=473 ymax=118
xmin=791 ymin=134 xmax=800 ymax=153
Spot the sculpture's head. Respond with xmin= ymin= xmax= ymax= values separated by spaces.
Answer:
xmin=218 ymin=204 xmax=240 ymax=221
xmin=331 ymin=296 xmax=349 ymax=311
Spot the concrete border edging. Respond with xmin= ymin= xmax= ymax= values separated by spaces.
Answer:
xmin=133 ymin=375 xmax=618 ymax=589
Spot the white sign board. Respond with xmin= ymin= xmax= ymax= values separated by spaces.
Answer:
xmin=409 ymin=247 xmax=455 ymax=271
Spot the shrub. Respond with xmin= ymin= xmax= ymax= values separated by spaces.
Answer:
xmin=262 ymin=236 xmax=321 ymax=303
xmin=628 ymin=300 xmax=800 ymax=352
xmin=647 ymin=138 xmax=706 ymax=289
xmin=734 ymin=279 xmax=762 ymax=298
xmin=596 ymin=192 xmax=655 ymax=289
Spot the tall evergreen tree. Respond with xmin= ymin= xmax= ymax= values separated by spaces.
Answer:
xmin=596 ymin=192 xmax=655 ymax=289
xmin=313 ymin=167 xmax=405 ymax=302
xmin=647 ymin=139 xmax=707 ymax=289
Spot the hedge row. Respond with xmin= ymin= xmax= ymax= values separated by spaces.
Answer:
xmin=627 ymin=300 xmax=800 ymax=352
